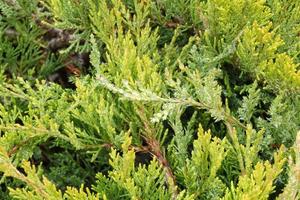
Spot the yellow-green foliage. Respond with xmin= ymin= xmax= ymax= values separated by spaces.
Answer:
xmin=223 ymin=149 xmax=285 ymax=200
xmin=237 ymin=22 xmax=300 ymax=92
xmin=183 ymin=126 xmax=227 ymax=199
xmin=203 ymin=0 xmax=272 ymax=41
xmin=0 ymin=0 xmax=299 ymax=199
xmin=277 ymin=132 xmax=300 ymax=200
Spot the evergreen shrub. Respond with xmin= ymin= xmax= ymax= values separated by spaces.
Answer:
xmin=0 ymin=0 xmax=299 ymax=199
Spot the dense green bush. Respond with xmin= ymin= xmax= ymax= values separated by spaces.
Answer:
xmin=0 ymin=0 xmax=299 ymax=199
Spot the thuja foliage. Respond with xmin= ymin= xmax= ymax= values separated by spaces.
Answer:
xmin=0 ymin=0 xmax=299 ymax=199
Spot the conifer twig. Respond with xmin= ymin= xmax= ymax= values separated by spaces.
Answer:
xmin=225 ymin=122 xmax=246 ymax=176
xmin=96 ymin=75 xmax=247 ymax=130
xmin=136 ymin=106 xmax=179 ymax=199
